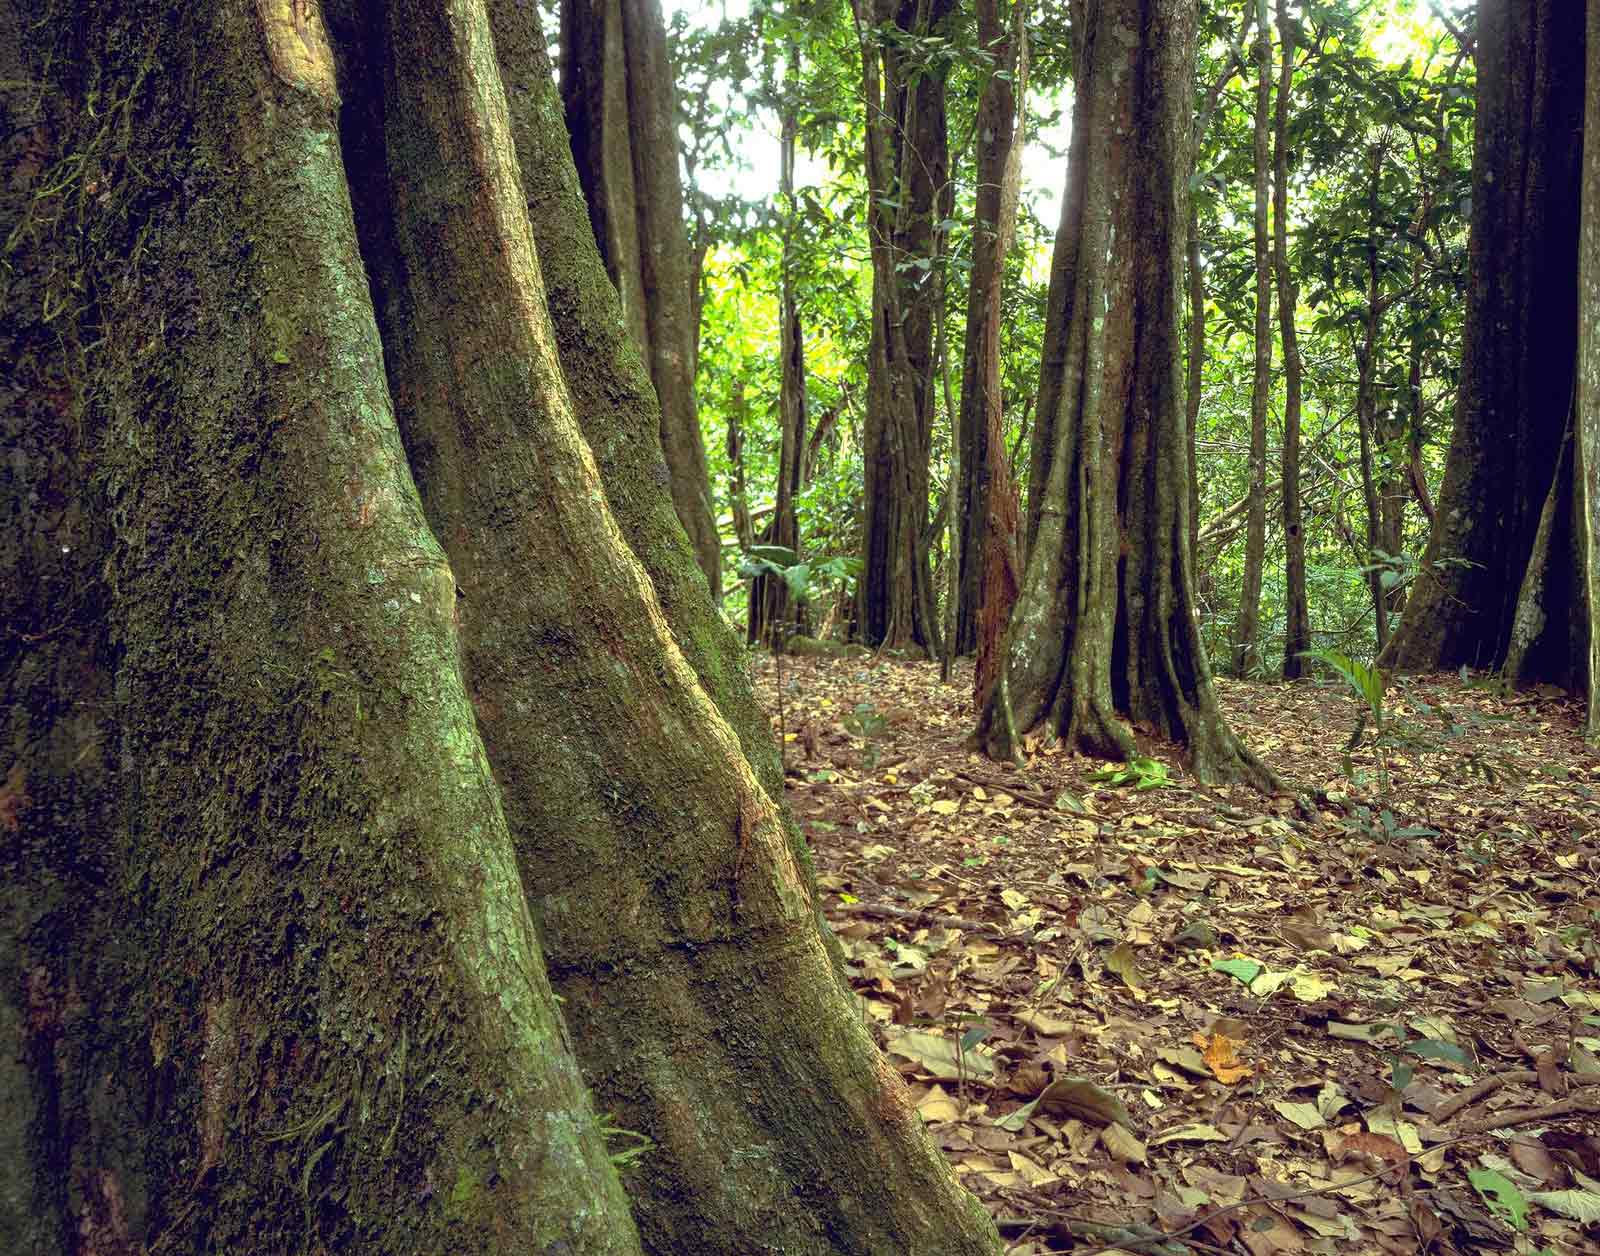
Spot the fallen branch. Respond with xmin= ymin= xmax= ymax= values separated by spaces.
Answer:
xmin=1447 ymin=1091 xmax=1600 ymax=1136
xmin=1436 ymin=1071 xmax=1600 ymax=1125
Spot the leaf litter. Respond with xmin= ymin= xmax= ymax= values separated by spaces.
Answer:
xmin=759 ymin=653 xmax=1600 ymax=1254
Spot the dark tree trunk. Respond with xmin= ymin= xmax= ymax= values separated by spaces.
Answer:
xmin=2 ymin=3 xmax=1004 ymax=1252
xmin=560 ymin=0 xmax=722 ymax=597
xmin=1275 ymin=0 xmax=1311 ymax=679
xmin=855 ymin=0 xmax=954 ymax=655
xmin=974 ymin=0 xmax=1271 ymax=788
xmin=955 ymin=0 xmax=1021 ymax=661
xmin=1232 ymin=0 xmax=1272 ymax=677
xmin=1382 ymin=0 xmax=1586 ymax=678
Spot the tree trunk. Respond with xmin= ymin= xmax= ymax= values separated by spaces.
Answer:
xmin=1232 ymin=0 xmax=1272 ymax=678
xmin=956 ymin=0 xmax=1021 ymax=661
xmin=974 ymin=0 xmax=1271 ymax=789
xmin=1578 ymin=1 xmax=1600 ymax=737
xmin=1354 ymin=142 xmax=1394 ymax=655
xmin=1 ymin=4 xmax=638 ymax=1249
xmin=2 ymin=3 xmax=1003 ymax=1253
xmin=964 ymin=0 xmax=1025 ymax=705
xmin=1275 ymin=0 xmax=1311 ymax=680
xmin=1381 ymin=0 xmax=1586 ymax=677
xmin=855 ymin=0 xmax=953 ymax=656
xmin=560 ymin=0 xmax=722 ymax=597
xmin=750 ymin=45 xmax=809 ymax=649
xmin=1185 ymin=207 xmax=1206 ymax=576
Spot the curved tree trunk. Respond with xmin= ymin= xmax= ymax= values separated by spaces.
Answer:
xmin=974 ymin=0 xmax=1271 ymax=789
xmin=1381 ymin=0 xmax=1586 ymax=677
xmin=559 ymin=0 xmax=722 ymax=597
xmin=1231 ymin=0 xmax=1272 ymax=678
xmin=1275 ymin=0 xmax=1311 ymax=680
xmin=2 ymin=3 xmax=1002 ymax=1252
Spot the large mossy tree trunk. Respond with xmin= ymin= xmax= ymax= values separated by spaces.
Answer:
xmin=854 ymin=0 xmax=953 ymax=656
xmin=559 ymin=0 xmax=722 ymax=597
xmin=1578 ymin=2 xmax=1600 ymax=738
xmin=1381 ymin=0 xmax=1586 ymax=680
xmin=2 ymin=3 xmax=1002 ymax=1253
xmin=974 ymin=0 xmax=1271 ymax=789
xmin=1 ymin=4 xmax=638 ymax=1250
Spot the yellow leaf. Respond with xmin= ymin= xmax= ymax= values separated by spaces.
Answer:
xmin=1197 ymin=1032 xmax=1253 ymax=1084
xmin=930 ymin=799 xmax=959 ymax=816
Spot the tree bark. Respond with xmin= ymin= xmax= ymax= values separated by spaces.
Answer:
xmin=1231 ymin=0 xmax=1272 ymax=678
xmin=2 ymin=4 xmax=638 ymax=1249
xmin=1275 ymin=0 xmax=1311 ymax=679
xmin=2 ymin=3 xmax=1003 ymax=1252
xmin=1578 ymin=1 xmax=1600 ymax=737
xmin=974 ymin=0 xmax=1271 ymax=789
xmin=560 ymin=0 xmax=722 ymax=597
xmin=963 ymin=0 xmax=1025 ymax=706
xmin=1382 ymin=0 xmax=1586 ymax=678
xmin=855 ymin=0 xmax=954 ymax=655
xmin=956 ymin=0 xmax=1021 ymax=661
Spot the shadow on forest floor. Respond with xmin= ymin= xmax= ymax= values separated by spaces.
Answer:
xmin=756 ymin=653 xmax=1600 ymax=1255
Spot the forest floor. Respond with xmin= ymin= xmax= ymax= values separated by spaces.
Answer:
xmin=754 ymin=652 xmax=1600 ymax=1256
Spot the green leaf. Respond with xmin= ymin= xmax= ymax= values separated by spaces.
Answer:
xmin=1213 ymin=958 xmax=1264 ymax=986
xmin=1468 ymin=1168 xmax=1530 ymax=1231
xmin=1404 ymin=1038 xmax=1473 ymax=1068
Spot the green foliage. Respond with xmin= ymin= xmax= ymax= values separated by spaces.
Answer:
xmin=1086 ymin=757 xmax=1172 ymax=792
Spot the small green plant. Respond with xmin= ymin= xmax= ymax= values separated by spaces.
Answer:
xmin=598 ymin=1115 xmax=655 ymax=1171
xmin=1087 ymin=756 xmax=1171 ymax=792
xmin=1342 ymin=804 xmax=1438 ymax=847
xmin=1304 ymin=647 xmax=1396 ymax=794
xmin=843 ymin=700 xmax=889 ymax=771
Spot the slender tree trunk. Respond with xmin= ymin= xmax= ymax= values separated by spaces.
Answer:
xmin=855 ymin=0 xmax=954 ymax=656
xmin=1232 ymin=0 xmax=1272 ymax=677
xmin=1382 ymin=0 xmax=1586 ymax=677
xmin=560 ymin=0 xmax=722 ymax=596
xmin=1356 ymin=146 xmax=1393 ymax=656
xmin=3 ymin=4 xmax=1004 ymax=1252
xmin=728 ymin=378 xmax=755 ymax=551
xmin=974 ymin=0 xmax=1272 ymax=788
xmin=750 ymin=45 xmax=809 ymax=649
xmin=1185 ymin=207 xmax=1206 ymax=575
xmin=1276 ymin=0 xmax=1311 ymax=678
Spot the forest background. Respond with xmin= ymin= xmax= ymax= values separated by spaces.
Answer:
xmin=590 ymin=0 xmax=1474 ymax=683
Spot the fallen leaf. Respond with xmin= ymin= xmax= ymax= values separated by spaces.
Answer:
xmin=1101 ymin=1121 xmax=1148 ymax=1165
